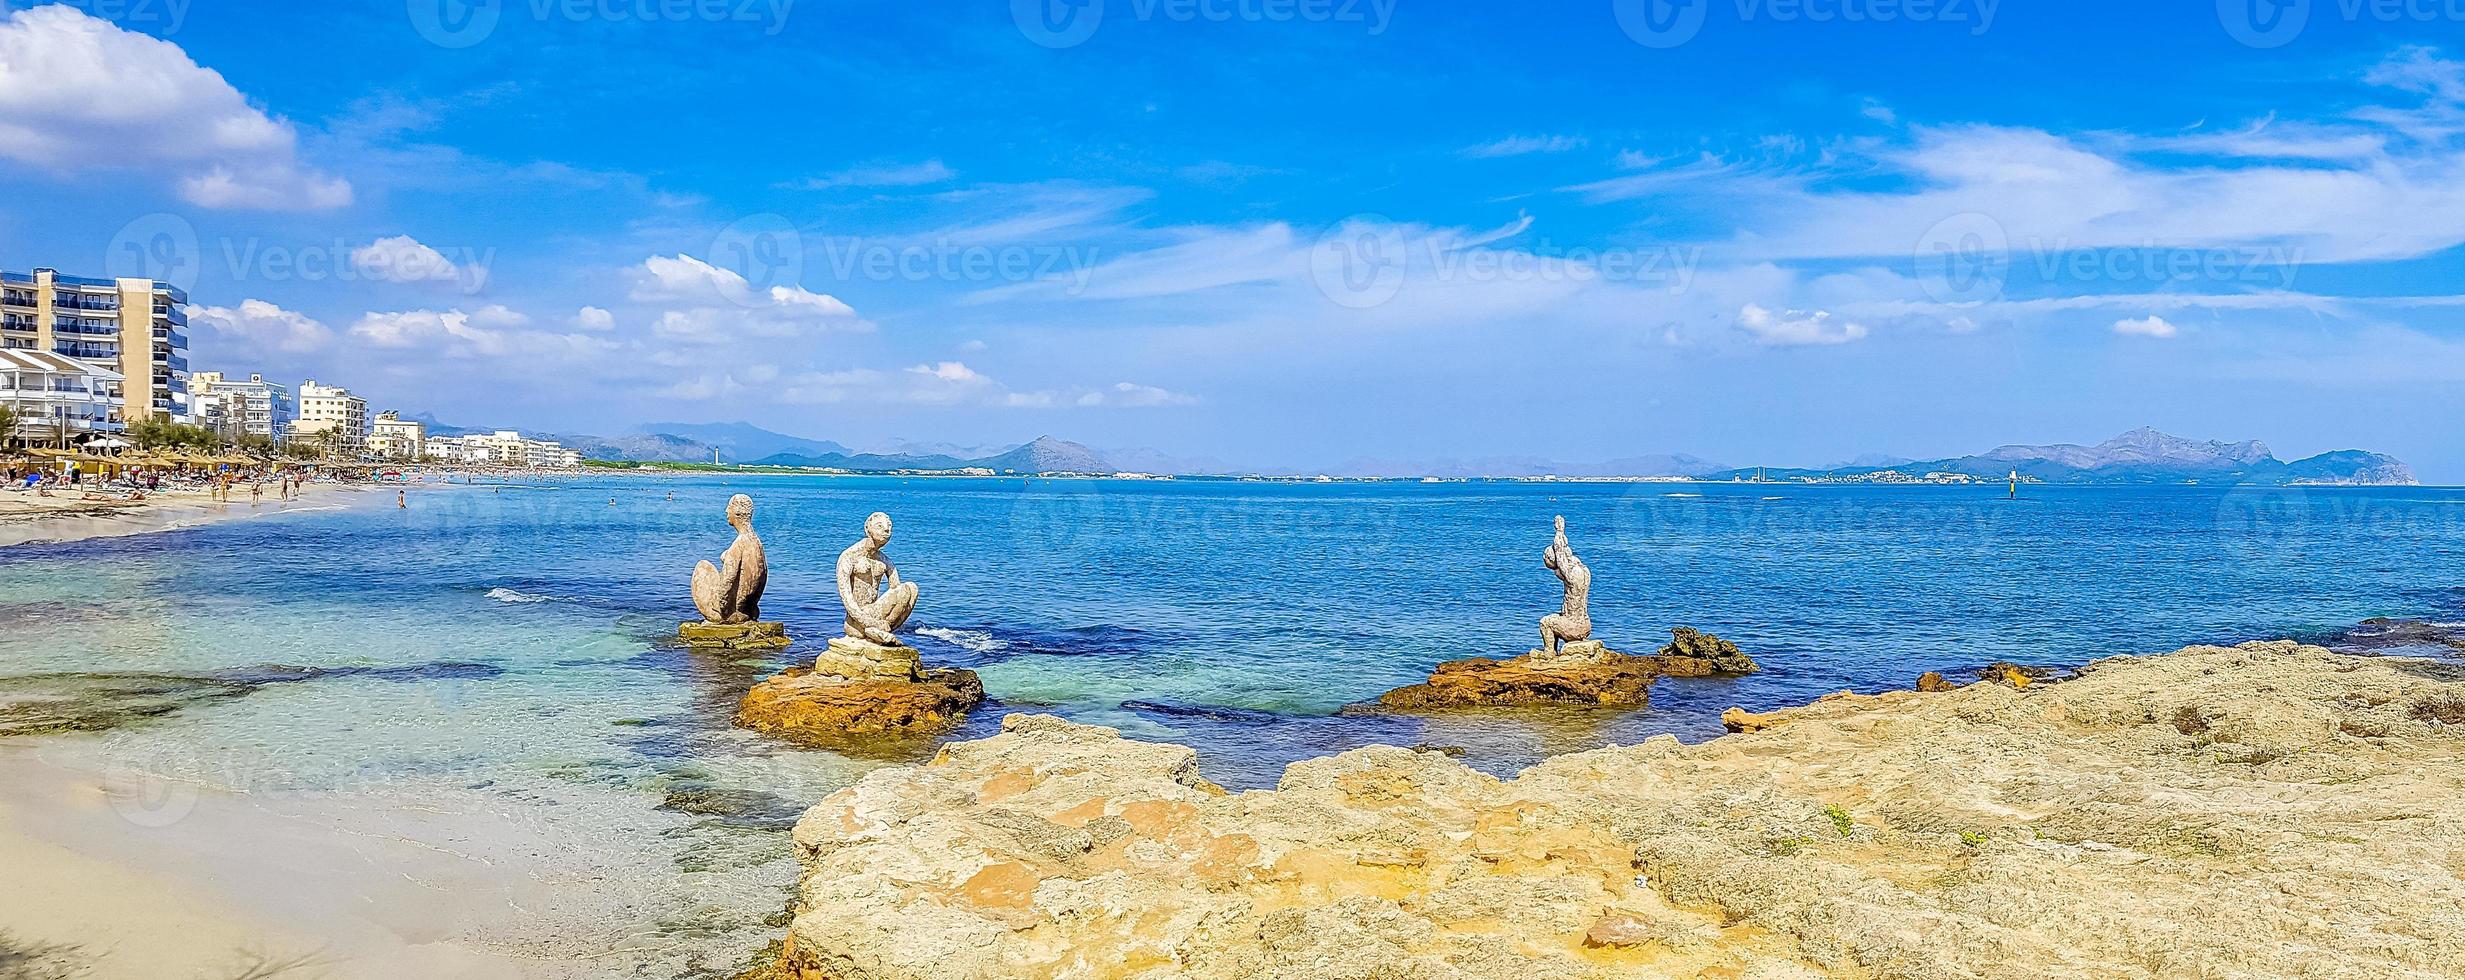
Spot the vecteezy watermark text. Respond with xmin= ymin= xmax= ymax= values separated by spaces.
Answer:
xmin=1615 ymin=0 xmax=1999 ymax=48
xmin=1012 ymin=0 xmax=1397 ymax=48
xmin=2217 ymin=0 xmax=2465 ymax=48
xmin=409 ymin=0 xmax=794 ymax=49
xmin=815 ymin=237 xmax=1102 ymax=293
xmin=13 ymin=0 xmax=193 ymax=33
xmin=1312 ymin=217 xmax=1701 ymax=309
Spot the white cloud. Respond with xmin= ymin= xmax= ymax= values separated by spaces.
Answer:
xmin=185 ymin=300 xmax=333 ymax=353
xmin=0 ymin=6 xmax=350 ymax=210
xmin=1089 ymin=381 xmax=1197 ymax=407
xmin=573 ymin=306 xmax=615 ymax=331
xmin=1736 ymin=304 xmax=1869 ymax=346
xmin=629 ymin=253 xmax=860 ymax=343
xmin=345 ymin=305 xmax=608 ymax=361
xmin=2113 ymin=315 xmax=2179 ymax=338
xmin=1569 ymin=50 xmax=2465 ymax=265
xmin=908 ymin=361 xmax=990 ymax=384
xmin=350 ymin=235 xmax=486 ymax=290
xmin=793 ymin=159 xmax=956 ymax=190
xmin=1460 ymin=135 xmax=1589 ymax=159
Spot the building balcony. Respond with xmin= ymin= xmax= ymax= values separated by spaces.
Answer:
xmin=54 ymin=344 xmax=118 ymax=360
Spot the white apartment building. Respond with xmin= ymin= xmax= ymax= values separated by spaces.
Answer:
xmin=1 ymin=269 xmax=191 ymax=423
xmin=191 ymin=372 xmax=295 ymax=441
xmin=0 ymin=349 xmax=121 ymax=446
xmin=293 ymin=380 xmax=369 ymax=449
xmin=368 ymin=411 xmax=427 ymax=460
xmin=428 ymin=430 xmax=580 ymax=469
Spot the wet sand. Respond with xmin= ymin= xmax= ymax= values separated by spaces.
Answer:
xmin=0 ymin=743 xmax=743 ymax=979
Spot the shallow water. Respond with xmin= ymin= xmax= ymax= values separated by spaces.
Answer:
xmin=1 ymin=477 xmax=2460 ymax=973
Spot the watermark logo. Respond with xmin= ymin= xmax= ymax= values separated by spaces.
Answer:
xmin=2216 ymin=0 xmax=2309 ymax=47
xmin=1915 ymin=212 xmax=2009 ymax=305
xmin=1013 ymin=0 xmax=1105 ymax=47
xmin=105 ymin=212 xmax=201 ymax=292
xmin=1310 ymin=215 xmax=1408 ymax=310
xmin=408 ymin=0 xmax=503 ymax=48
xmin=1613 ymin=0 xmax=1708 ymax=48
xmin=710 ymin=213 xmax=806 ymax=307
xmin=102 ymin=765 xmax=200 ymax=829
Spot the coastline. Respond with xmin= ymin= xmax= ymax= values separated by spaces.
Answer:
xmin=0 ymin=480 xmax=433 ymax=550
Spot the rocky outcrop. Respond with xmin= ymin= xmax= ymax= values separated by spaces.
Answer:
xmin=735 ymin=638 xmax=984 ymax=747
xmin=766 ymin=642 xmax=2465 ymax=979
xmin=1376 ymin=641 xmax=1661 ymax=709
xmin=1655 ymin=626 xmax=1758 ymax=675
xmin=1376 ymin=629 xmax=1759 ymax=710
xmin=735 ymin=666 xmax=983 ymax=746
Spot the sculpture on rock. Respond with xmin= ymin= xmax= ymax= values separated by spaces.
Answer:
xmin=838 ymin=511 xmax=917 ymax=645
xmin=692 ymin=494 xmax=769 ymax=624
xmin=1538 ymin=515 xmax=1592 ymax=656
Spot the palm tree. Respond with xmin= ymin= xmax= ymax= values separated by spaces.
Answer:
xmin=0 ymin=405 xmax=22 ymax=453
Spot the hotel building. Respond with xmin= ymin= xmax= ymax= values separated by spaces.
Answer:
xmin=191 ymin=372 xmax=296 ymax=441
xmin=368 ymin=411 xmax=427 ymax=460
xmin=293 ymin=379 xmax=370 ymax=449
xmin=0 ymin=269 xmax=191 ymax=424
xmin=428 ymin=430 xmax=581 ymax=469
xmin=0 ymin=349 xmax=121 ymax=446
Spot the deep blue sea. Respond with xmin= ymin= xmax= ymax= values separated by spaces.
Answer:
xmin=4 ymin=476 xmax=2461 ymax=793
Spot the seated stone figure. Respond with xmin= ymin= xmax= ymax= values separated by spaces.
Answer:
xmin=691 ymin=494 xmax=768 ymax=624
xmin=1539 ymin=515 xmax=1593 ymax=655
xmin=838 ymin=511 xmax=917 ymax=645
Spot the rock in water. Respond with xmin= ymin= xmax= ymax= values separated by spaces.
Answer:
xmin=760 ymin=642 xmax=2465 ymax=978
xmin=1917 ymin=670 xmax=1955 ymax=692
xmin=676 ymin=620 xmax=790 ymax=652
xmin=735 ymin=665 xmax=984 ymax=745
xmin=1377 ymin=643 xmax=1660 ymax=709
xmin=1656 ymin=625 xmax=1758 ymax=675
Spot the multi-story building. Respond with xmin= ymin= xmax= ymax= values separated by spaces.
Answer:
xmin=191 ymin=372 xmax=295 ymax=442
xmin=368 ymin=411 xmax=426 ymax=460
xmin=1 ymin=269 xmax=191 ymax=423
xmin=292 ymin=379 xmax=369 ymax=450
xmin=427 ymin=430 xmax=579 ymax=469
xmin=0 ymin=349 xmax=121 ymax=447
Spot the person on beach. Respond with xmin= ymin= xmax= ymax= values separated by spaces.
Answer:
xmin=250 ymin=481 xmax=262 ymax=506
xmin=398 ymin=489 xmax=407 ymax=509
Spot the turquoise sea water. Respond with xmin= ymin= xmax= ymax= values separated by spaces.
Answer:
xmin=2 ymin=476 xmax=2460 ymax=972
xmin=3 ymin=477 xmax=2463 ymax=789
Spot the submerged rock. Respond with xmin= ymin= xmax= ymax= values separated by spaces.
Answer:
xmin=1656 ymin=625 xmax=1759 ymax=675
xmin=762 ymin=642 xmax=2465 ymax=979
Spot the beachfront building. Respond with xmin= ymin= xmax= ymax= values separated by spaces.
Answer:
xmin=368 ymin=411 xmax=426 ymax=460
xmin=292 ymin=380 xmax=369 ymax=451
xmin=0 ymin=349 xmax=122 ymax=447
xmin=428 ymin=430 xmax=580 ymax=469
xmin=191 ymin=372 xmax=295 ymax=442
xmin=1 ymin=268 xmax=191 ymax=424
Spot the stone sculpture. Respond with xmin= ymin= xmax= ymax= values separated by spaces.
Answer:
xmin=680 ymin=495 xmax=786 ymax=651
xmin=692 ymin=494 xmax=769 ymax=624
xmin=1539 ymin=515 xmax=1593 ymax=656
xmin=837 ymin=511 xmax=917 ymax=645
xmin=737 ymin=509 xmax=983 ymax=744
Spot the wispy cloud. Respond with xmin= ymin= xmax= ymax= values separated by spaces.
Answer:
xmin=1460 ymin=134 xmax=1590 ymax=159
xmin=790 ymin=159 xmax=956 ymax=190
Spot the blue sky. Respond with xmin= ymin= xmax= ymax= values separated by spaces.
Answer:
xmin=2 ymin=1 xmax=2462 ymax=477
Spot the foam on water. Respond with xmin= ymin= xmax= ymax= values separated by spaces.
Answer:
xmin=917 ymin=626 xmax=1006 ymax=654
xmin=486 ymin=587 xmax=555 ymax=603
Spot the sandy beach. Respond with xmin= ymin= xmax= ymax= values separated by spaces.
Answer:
xmin=0 ymin=481 xmax=414 ymax=550
xmin=0 ymin=742 xmax=729 ymax=980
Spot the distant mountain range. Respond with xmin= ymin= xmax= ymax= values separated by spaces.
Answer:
xmin=1706 ymin=428 xmax=2415 ymax=486
xmin=404 ymin=416 xmax=2414 ymax=484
